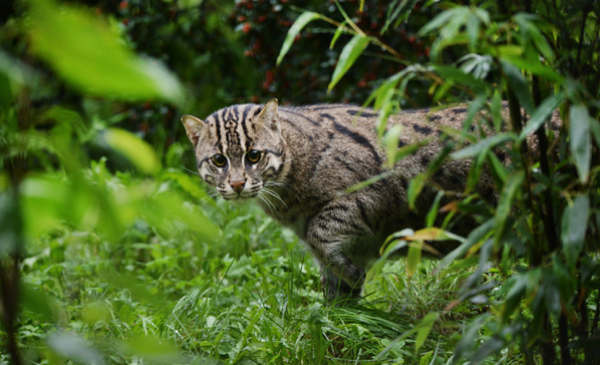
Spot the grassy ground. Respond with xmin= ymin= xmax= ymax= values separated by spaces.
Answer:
xmin=11 ymin=181 xmax=514 ymax=365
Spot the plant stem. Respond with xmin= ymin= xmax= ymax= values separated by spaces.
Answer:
xmin=559 ymin=313 xmax=571 ymax=365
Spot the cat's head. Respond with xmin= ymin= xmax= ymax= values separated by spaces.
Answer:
xmin=181 ymin=98 xmax=287 ymax=201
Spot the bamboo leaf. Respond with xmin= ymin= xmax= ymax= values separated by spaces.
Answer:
xmin=406 ymin=242 xmax=422 ymax=279
xmin=501 ymin=61 xmax=535 ymax=114
xmin=28 ymin=0 xmax=183 ymax=104
xmin=328 ymin=35 xmax=370 ymax=91
xmin=418 ymin=8 xmax=459 ymax=36
xmin=451 ymin=133 xmax=514 ymax=159
xmin=277 ymin=12 xmax=320 ymax=66
xmin=103 ymin=128 xmax=160 ymax=174
xmin=519 ymin=92 xmax=564 ymax=141
xmin=561 ymin=195 xmax=590 ymax=268
xmin=330 ymin=21 xmax=348 ymax=50
xmin=569 ymin=105 xmax=591 ymax=183
xmin=415 ymin=312 xmax=440 ymax=353
xmin=466 ymin=13 xmax=480 ymax=50
xmin=494 ymin=172 xmax=524 ymax=247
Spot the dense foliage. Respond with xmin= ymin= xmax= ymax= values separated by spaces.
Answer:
xmin=1 ymin=0 xmax=599 ymax=364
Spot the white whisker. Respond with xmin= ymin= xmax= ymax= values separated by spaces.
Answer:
xmin=261 ymin=187 xmax=288 ymax=210
xmin=257 ymin=192 xmax=276 ymax=215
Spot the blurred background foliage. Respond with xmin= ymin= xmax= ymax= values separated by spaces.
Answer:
xmin=1 ymin=0 xmax=600 ymax=364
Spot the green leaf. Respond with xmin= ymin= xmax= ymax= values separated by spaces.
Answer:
xmin=328 ymin=35 xmax=370 ymax=91
xmin=406 ymin=242 xmax=422 ymax=279
xmin=514 ymin=13 xmax=554 ymax=61
xmin=501 ymin=274 xmax=527 ymax=324
xmin=569 ymin=105 xmax=591 ymax=183
xmin=277 ymin=12 xmax=320 ymax=66
xmin=451 ymin=133 xmax=514 ymax=159
xmin=561 ymin=195 xmax=590 ymax=268
xmin=330 ymin=21 xmax=348 ymax=49
xmin=494 ymin=172 xmax=524 ymax=247
xmin=407 ymin=172 xmax=427 ymax=209
xmin=501 ymin=61 xmax=535 ymax=115
xmin=415 ymin=312 xmax=440 ymax=353
xmin=519 ymin=92 xmax=565 ymax=141
xmin=433 ymin=66 xmax=487 ymax=93
xmin=28 ymin=0 xmax=183 ymax=104
xmin=103 ymin=128 xmax=160 ymax=174
xmin=434 ymin=219 xmax=494 ymax=274
xmin=426 ymin=191 xmax=444 ymax=227
xmin=418 ymin=8 xmax=459 ymax=36
xmin=383 ymin=0 xmax=420 ymax=34
xmin=466 ymin=13 xmax=480 ymax=50
xmin=20 ymin=284 xmax=54 ymax=320
xmin=500 ymin=54 xmax=564 ymax=82
xmin=472 ymin=337 xmax=505 ymax=363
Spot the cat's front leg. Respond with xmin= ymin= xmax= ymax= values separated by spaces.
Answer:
xmin=304 ymin=206 xmax=369 ymax=303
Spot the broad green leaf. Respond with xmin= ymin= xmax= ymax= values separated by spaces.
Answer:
xmin=519 ymin=92 xmax=565 ymax=141
xmin=415 ymin=312 xmax=440 ymax=352
xmin=20 ymin=176 xmax=68 ymax=238
xmin=328 ymin=35 xmax=370 ymax=91
xmin=277 ymin=12 xmax=320 ymax=66
xmin=103 ymin=128 xmax=160 ymax=174
xmin=451 ymin=133 xmax=514 ymax=159
xmin=20 ymin=284 xmax=53 ymax=320
xmin=494 ymin=171 xmax=524 ymax=247
xmin=28 ymin=0 xmax=183 ymax=104
xmin=500 ymin=61 xmax=535 ymax=115
xmin=561 ymin=195 xmax=590 ymax=268
xmin=569 ymin=105 xmax=591 ymax=183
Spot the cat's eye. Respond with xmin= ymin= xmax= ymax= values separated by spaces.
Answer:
xmin=246 ymin=150 xmax=261 ymax=163
xmin=212 ymin=154 xmax=227 ymax=167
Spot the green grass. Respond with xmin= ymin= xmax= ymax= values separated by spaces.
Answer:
xmin=12 ymin=185 xmax=515 ymax=365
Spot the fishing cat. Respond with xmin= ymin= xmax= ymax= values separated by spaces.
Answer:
xmin=181 ymin=99 xmax=557 ymax=302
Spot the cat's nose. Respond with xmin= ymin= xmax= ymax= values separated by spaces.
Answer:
xmin=230 ymin=180 xmax=245 ymax=193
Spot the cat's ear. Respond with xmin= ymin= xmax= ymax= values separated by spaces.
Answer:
xmin=257 ymin=98 xmax=279 ymax=131
xmin=181 ymin=115 xmax=205 ymax=147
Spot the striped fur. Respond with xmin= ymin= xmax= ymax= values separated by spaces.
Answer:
xmin=182 ymin=99 xmax=561 ymax=302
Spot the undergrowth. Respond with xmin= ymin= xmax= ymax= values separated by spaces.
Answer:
xmin=12 ymin=181 xmax=515 ymax=365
